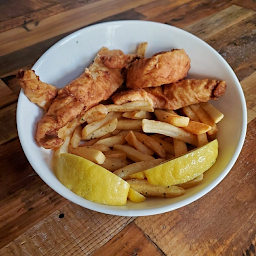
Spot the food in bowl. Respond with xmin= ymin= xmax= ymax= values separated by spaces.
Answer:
xmin=17 ymin=42 xmax=226 ymax=206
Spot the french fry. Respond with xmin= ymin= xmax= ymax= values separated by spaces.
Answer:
xmin=113 ymin=144 xmax=155 ymax=162
xmin=116 ymin=119 xmax=142 ymax=130
xmin=190 ymin=104 xmax=215 ymax=127
xmin=84 ymin=118 xmax=118 ymax=140
xmin=100 ymin=158 xmax=129 ymax=172
xmin=125 ymin=131 xmax=154 ymax=155
xmin=154 ymin=109 xmax=189 ymax=127
xmin=137 ymin=42 xmax=148 ymax=56
xmin=207 ymin=123 xmax=218 ymax=136
xmin=104 ymin=150 xmax=127 ymax=159
xmin=183 ymin=120 xmax=211 ymax=135
xmin=127 ymin=179 xmax=185 ymax=198
xmin=79 ymin=138 xmax=99 ymax=146
xmin=82 ymin=112 xmax=121 ymax=139
xmin=58 ymin=117 xmax=79 ymax=140
xmin=114 ymin=159 xmax=164 ymax=179
xmin=173 ymin=138 xmax=187 ymax=157
xmin=79 ymin=104 xmax=108 ymax=124
xmin=179 ymin=174 xmax=204 ymax=189
xmin=200 ymin=102 xmax=224 ymax=123
xmin=95 ymin=134 xmax=126 ymax=147
xmin=70 ymin=125 xmax=82 ymax=148
xmin=106 ymin=100 xmax=154 ymax=112
xmin=181 ymin=106 xmax=200 ymax=121
xmin=150 ymin=135 xmax=175 ymax=155
xmin=123 ymin=110 xmax=152 ymax=119
xmin=197 ymin=133 xmax=208 ymax=147
xmin=142 ymin=119 xmax=198 ymax=146
xmin=69 ymin=146 xmax=106 ymax=164
xmin=110 ymin=129 xmax=122 ymax=135
xmin=55 ymin=134 xmax=72 ymax=156
xmin=133 ymin=131 xmax=166 ymax=158
xmin=85 ymin=144 xmax=111 ymax=152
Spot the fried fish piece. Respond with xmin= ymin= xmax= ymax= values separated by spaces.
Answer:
xmin=126 ymin=49 xmax=191 ymax=89
xmin=19 ymin=47 xmax=136 ymax=149
xmin=112 ymin=79 xmax=226 ymax=110
xmin=17 ymin=70 xmax=58 ymax=111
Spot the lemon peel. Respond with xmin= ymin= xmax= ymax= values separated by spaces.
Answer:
xmin=54 ymin=153 xmax=130 ymax=205
xmin=144 ymin=139 xmax=218 ymax=186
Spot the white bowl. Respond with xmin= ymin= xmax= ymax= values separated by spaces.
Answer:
xmin=17 ymin=21 xmax=247 ymax=216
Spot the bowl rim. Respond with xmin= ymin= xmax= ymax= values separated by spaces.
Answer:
xmin=17 ymin=20 xmax=247 ymax=216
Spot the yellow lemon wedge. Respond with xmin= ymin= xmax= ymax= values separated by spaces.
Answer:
xmin=128 ymin=188 xmax=146 ymax=203
xmin=144 ymin=139 xmax=218 ymax=186
xmin=53 ymin=153 xmax=130 ymax=206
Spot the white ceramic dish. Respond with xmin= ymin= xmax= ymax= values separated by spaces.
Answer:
xmin=17 ymin=21 xmax=247 ymax=216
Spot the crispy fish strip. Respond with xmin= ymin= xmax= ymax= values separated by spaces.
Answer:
xmin=112 ymin=79 xmax=226 ymax=110
xmin=126 ymin=49 xmax=191 ymax=89
xmin=20 ymin=47 xmax=136 ymax=149
xmin=17 ymin=70 xmax=58 ymax=111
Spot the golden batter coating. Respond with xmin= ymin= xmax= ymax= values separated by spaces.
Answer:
xmin=112 ymin=79 xmax=226 ymax=110
xmin=17 ymin=70 xmax=58 ymax=111
xmin=126 ymin=49 xmax=191 ymax=89
xmin=19 ymin=47 xmax=134 ymax=149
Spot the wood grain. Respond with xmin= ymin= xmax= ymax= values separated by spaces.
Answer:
xmin=0 ymin=1 xmax=256 ymax=255
xmin=0 ymin=0 xmax=155 ymax=56
xmin=0 ymin=79 xmax=17 ymax=109
xmin=92 ymin=222 xmax=165 ymax=256
xmin=203 ymin=13 xmax=256 ymax=81
xmin=241 ymin=71 xmax=256 ymax=123
xmin=0 ymin=139 xmax=68 ymax=248
xmin=135 ymin=118 xmax=256 ymax=255
xmin=184 ymin=5 xmax=255 ymax=41
xmin=0 ymin=103 xmax=17 ymax=145
xmin=0 ymin=203 xmax=135 ymax=256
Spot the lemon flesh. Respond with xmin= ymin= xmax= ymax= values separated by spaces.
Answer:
xmin=128 ymin=188 xmax=146 ymax=203
xmin=54 ymin=153 xmax=130 ymax=206
xmin=144 ymin=139 xmax=218 ymax=186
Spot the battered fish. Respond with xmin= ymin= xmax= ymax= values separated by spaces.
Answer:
xmin=19 ymin=47 xmax=136 ymax=149
xmin=112 ymin=79 xmax=226 ymax=110
xmin=126 ymin=49 xmax=191 ymax=89
xmin=17 ymin=70 xmax=58 ymax=110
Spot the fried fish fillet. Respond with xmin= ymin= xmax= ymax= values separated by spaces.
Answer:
xmin=126 ymin=49 xmax=191 ymax=89
xmin=112 ymin=79 xmax=226 ymax=110
xmin=17 ymin=70 xmax=58 ymax=110
xmin=19 ymin=47 xmax=136 ymax=149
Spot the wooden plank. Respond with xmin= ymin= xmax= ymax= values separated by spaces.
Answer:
xmin=0 ymin=4 xmax=146 ymax=77
xmin=156 ymin=0 xmax=233 ymax=28
xmin=0 ymin=0 xmax=155 ymax=56
xmin=0 ymin=103 xmax=17 ymax=145
xmin=135 ymin=118 xmax=256 ymax=255
xmin=243 ymin=234 xmax=256 ymax=256
xmin=241 ymin=71 xmax=256 ymax=123
xmin=0 ymin=203 xmax=135 ymax=255
xmin=202 ymin=13 xmax=256 ymax=81
xmin=233 ymin=0 xmax=256 ymax=11
xmin=92 ymin=222 xmax=165 ymax=256
xmin=0 ymin=79 xmax=17 ymax=109
xmin=184 ymin=5 xmax=255 ymax=41
xmin=0 ymin=0 xmax=100 ymax=32
xmin=136 ymin=0 xmax=192 ymax=20
xmin=0 ymin=139 xmax=68 ymax=248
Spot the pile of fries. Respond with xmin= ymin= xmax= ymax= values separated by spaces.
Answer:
xmin=55 ymin=98 xmax=224 ymax=200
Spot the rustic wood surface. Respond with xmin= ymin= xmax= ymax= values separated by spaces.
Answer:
xmin=0 ymin=0 xmax=255 ymax=255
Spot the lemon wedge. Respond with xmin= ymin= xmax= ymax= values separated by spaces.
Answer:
xmin=54 ymin=153 xmax=130 ymax=206
xmin=128 ymin=188 xmax=146 ymax=203
xmin=144 ymin=139 xmax=218 ymax=186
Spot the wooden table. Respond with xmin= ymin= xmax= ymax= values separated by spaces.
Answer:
xmin=1 ymin=1 xmax=256 ymax=255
